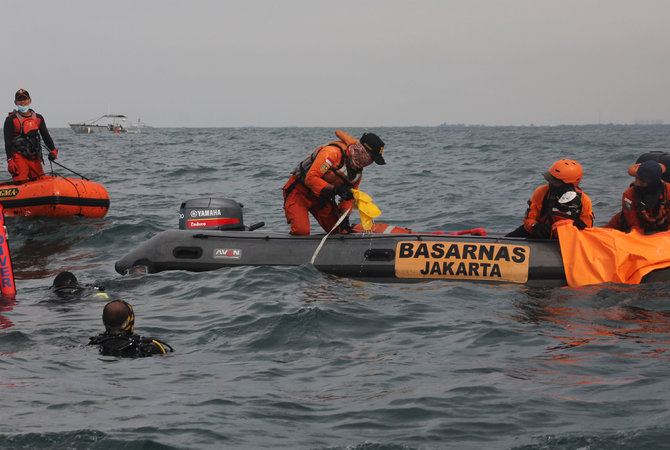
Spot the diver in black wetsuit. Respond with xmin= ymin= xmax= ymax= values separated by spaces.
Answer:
xmin=51 ymin=271 xmax=108 ymax=299
xmin=88 ymin=300 xmax=173 ymax=357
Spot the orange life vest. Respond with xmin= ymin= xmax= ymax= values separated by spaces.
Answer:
xmin=292 ymin=142 xmax=360 ymax=186
xmin=284 ymin=142 xmax=362 ymax=202
xmin=9 ymin=111 xmax=43 ymax=160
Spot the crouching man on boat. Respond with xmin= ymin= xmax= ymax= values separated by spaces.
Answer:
xmin=283 ymin=130 xmax=386 ymax=235
xmin=507 ymin=159 xmax=594 ymax=239
xmin=88 ymin=300 xmax=173 ymax=357
xmin=3 ymin=89 xmax=59 ymax=182
xmin=604 ymin=160 xmax=670 ymax=234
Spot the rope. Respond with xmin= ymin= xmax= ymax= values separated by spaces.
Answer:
xmin=309 ymin=207 xmax=352 ymax=265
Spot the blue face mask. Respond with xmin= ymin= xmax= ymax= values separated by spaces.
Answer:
xmin=16 ymin=105 xmax=30 ymax=113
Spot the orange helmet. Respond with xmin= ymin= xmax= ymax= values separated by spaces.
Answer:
xmin=543 ymin=159 xmax=583 ymax=186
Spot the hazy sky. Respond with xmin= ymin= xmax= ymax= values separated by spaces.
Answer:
xmin=2 ymin=0 xmax=669 ymax=127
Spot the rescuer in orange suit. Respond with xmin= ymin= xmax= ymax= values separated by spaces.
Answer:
xmin=283 ymin=130 xmax=386 ymax=235
xmin=3 ymin=89 xmax=58 ymax=182
xmin=604 ymin=159 xmax=670 ymax=233
xmin=507 ymin=159 xmax=594 ymax=239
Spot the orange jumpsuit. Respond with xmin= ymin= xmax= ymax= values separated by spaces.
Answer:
xmin=604 ymin=182 xmax=670 ymax=233
xmin=283 ymin=131 xmax=361 ymax=235
xmin=523 ymin=184 xmax=594 ymax=238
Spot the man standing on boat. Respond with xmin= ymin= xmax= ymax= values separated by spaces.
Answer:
xmin=3 ymin=89 xmax=58 ymax=182
xmin=283 ymin=130 xmax=386 ymax=235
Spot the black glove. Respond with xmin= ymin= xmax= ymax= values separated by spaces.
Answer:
xmin=319 ymin=185 xmax=335 ymax=199
xmin=339 ymin=216 xmax=353 ymax=233
xmin=533 ymin=222 xmax=552 ymax=238
xmin=334 ymin=185 xmax=354 ymax=201
xmin=573 ymin=218 xmax=587 ymax=230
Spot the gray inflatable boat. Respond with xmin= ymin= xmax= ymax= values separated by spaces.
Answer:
xmin=114 ymin=198 xmax=576 ymax=286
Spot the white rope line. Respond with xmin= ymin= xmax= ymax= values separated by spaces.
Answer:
xmin=310 ymin=207 xmax=352 ymax=265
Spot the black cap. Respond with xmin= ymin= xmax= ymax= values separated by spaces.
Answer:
xmin=360 ymin=133 xmax=386 ymax=165
xmin=635 ymin=160 xmax=663 ymax=183
xmin=635 ymin=152 xmax=670 ymax=182
xmin=15 ymin=89 xmax=30 ymax=101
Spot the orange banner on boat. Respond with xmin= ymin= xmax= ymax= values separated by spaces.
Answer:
xmin=556 ymin=220 xmax=670 ymax=286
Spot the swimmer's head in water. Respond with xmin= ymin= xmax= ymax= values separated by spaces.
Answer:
xmin=102 ymin=300 xmax=135 ymax=335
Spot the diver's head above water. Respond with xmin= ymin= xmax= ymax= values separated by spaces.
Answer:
xmin=102 ymin=300 xmax=135 ymax=335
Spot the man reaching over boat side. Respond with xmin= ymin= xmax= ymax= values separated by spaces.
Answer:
xmin=283 ymin=130 xmax=386 ymax=235
xmin=506 ymin=159 xmax=594 ymax=239
xmin=3 ymin=89 xmax=58 ymax=182
xmin=604 ymin=160 xmax=670 ymax=233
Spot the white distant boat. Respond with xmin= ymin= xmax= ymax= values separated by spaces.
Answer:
xmin=69 ymin=114 xmax=140 ymax=134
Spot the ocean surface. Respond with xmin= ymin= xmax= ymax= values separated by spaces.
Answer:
xmin=1 ymin=125 xmax=670 ymax=449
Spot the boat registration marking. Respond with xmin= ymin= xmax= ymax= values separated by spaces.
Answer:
xmin=214 ymin=248 xmax=242 ymax=259
xmin=394 ymin=241 xmax=530 ymax=283
xmin=0 ymin=188 xmax=19 ymax=198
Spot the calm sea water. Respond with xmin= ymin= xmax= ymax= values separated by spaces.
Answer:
xmin=1 ymin=125 xmax=670 ymax=449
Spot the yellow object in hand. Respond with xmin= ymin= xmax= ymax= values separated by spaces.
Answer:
xmin=351 ymin=189 xmax=381 ymax=230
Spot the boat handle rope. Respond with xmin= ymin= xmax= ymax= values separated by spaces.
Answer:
xmin=310 ymin=207 xmax=352 ymax=265
xmin=49 ymin=160 xmax=90 ymax=180
xmin=42 ymin=143 xmax=90 ymax=180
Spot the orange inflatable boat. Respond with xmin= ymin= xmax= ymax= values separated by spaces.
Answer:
xmin=0 ymin=175 xmax=110 ymax=218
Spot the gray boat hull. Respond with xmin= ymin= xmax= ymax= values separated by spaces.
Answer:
xmin=115 ymin=230 xmax=574 ymax=286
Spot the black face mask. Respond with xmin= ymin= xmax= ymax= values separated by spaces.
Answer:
xmin=548 ymin=182 xmax=573 ymax=197
xmin=634 ymin=180 xmax=663 ymax=209
xmin=53 ymin=285 xmax=84 ymax=298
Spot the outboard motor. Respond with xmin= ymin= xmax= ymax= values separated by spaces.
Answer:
xmin=179 ymin=198 xmax=246 ymax=230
